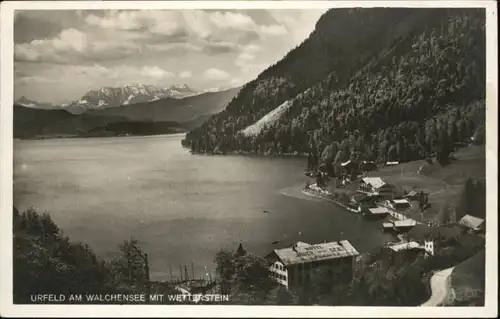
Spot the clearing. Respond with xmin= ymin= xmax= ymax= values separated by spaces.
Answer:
xmin=449 ymin=249 xmax=486 ymax=306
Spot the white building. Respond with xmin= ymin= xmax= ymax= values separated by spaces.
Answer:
xmin=458 ymin=214 xmax=485 ymax=232
xmin=358 ymin=177 xmax=396 ymax=197
xmin=266 ymin=240 xmax=359 ymax=289
xmin=386 ymin=240 xmax=434 ymax=257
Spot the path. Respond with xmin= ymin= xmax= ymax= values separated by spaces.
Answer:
xmin=420 ymin=267 xmax=455 ymax=306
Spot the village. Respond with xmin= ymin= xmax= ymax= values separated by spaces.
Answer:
xmin=152 ymin=146 xmax=486 ymax=306
xmin=303 ymin=155 xmax=485 ymax=251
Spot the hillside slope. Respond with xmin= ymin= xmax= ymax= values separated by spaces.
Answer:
xmin=182 ymin=8 xmax=486 ymax=170
xmin=13 ymin=105 xmax=183 ymax=138
xmin=13 ymin=105 xmax=126 ymax=138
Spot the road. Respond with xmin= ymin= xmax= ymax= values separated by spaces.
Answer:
xmin=420 ymin=267 xmax=455 ymax=306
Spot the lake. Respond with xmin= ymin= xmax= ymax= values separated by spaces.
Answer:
xmin=14 ymin=134 xmax=393 ymax=281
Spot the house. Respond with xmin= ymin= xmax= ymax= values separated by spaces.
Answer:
xmin=383 ymin=219 xmax=417 ymax=232
xmin=386 ymin=241 xmax=421 ymax=252
xmin=266 ymin=240 xmax=359 ymax=289
xmin=358 ymin=177 xmax=396 ymax=198
xmin=367 ymin=207 xmax=390 ymax=217
xmin=388 ymin=199 xmax=412 ymax=210
xmin=385 ymin=161 xmax=399 ymax=166
xmin=393 ymin=219 xmax=417 ymax=229
xmin=405 ymin=223 xmax=463 ymax=257
xmin=458 ymin=215 xmax=485 ymax=232
xmin=404 ymin=190 xmax=419 ymax=200
xmin=385 ymin=240 xmax=434 ymax=256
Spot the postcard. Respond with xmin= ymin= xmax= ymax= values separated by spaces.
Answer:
xmin=0 ymin=1 xmax=497 ymax=317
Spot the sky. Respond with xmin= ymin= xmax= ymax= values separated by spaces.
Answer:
xmin=14 ymin=9 xmax=326 ymax=104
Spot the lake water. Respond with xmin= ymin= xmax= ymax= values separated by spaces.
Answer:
xmin=14 ymin=134 xmax=393 ymax=281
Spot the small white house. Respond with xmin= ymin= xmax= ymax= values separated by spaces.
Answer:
xmin=458 ymin=214 xmax=485 ymax=232
xmin=424 ymin=240 xmax=435 ymax=257
xmin=358 ymin=177 xmax=396 ymax=197
xmin=389 ymin=198 xmax=412 ymax=210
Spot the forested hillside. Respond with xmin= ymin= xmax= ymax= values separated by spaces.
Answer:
xmin=182 ymin=8 xmax=486 ymax=174
xmin=13 ymin=207 xmax=150 ymax=303
xmin=13 ymin=105 xmax=128 ymax=138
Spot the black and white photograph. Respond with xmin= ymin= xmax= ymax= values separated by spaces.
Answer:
xmin=0 ymin=1 xmax=497 ymax=317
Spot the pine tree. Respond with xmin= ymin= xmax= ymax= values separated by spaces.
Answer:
xmin=236 ymin=243 xmax=247 ymax=257
xmin=458 ymin=177 xmax=476 ymax=219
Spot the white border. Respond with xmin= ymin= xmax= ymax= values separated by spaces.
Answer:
xmin=0 ymin=1 xmax=497 ymax=317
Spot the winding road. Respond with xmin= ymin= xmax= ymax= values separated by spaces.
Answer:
xmin=420 ymin=267 xmax=456 ymax=306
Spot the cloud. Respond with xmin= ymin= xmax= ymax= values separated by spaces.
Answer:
xmin=260 ymin=24 xmax=288 ymax=36
xmin=203 ymin=68 xmax=230 ymax=81
xmin=14 ymin=28 xmax=146 ymax=64
xmin=14 ymin=9 xmax=326 ymax=103
xmin=140 ymin=66 xmax=175 ymax=80
xmin=16 ymin=63 xmax=175 ymax=91
xmin=84 ymin=10 xmax=284 ymax=55
xmin=14 ymin=10 xmax=311 ymax=66
xmin=179 ymin=70 xmax=192 ymax=78
xmin=15 ymin=28 xmax=88 ymax=62
xmin=229 ymin=77 xmax=244 ymax=87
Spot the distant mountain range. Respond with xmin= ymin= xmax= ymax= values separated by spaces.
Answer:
xmin=16 ymin=96 xmax=61 ymax=110
xmin=14 ymin=86 xmax=241 ymax=139
xmin=15 ymin=84 xmax=229 ymax=114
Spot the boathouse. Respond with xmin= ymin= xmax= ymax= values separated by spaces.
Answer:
xmin=266 ymin=240 xmax=359 ymax=289
xmin=367 ymin=207 xmax=390 ymax=217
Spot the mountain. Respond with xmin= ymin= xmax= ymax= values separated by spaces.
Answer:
xmin=182 ymin=8 xmax=486 ymax=167
xmin=15 ymin=96 xmax=59 ymax=109
xmin=14 ymin=104 xmax=121 ymax=138
xmin=87 ymin=87 xmax=241 ymax=130
xmin=203 ymin=86 xmax=232 ymax=93
xmin=66 ymin=84 xmax=200 ymax=114
xmin=14 ymin=86 xmax=241 ymax=138
xmin=13 ymin=104 xmax=185 ymax=138
xmin=167 ymin=84 xmax=198 ymax=98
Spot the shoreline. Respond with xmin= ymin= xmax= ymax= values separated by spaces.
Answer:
xmin=15 ymin=132 xmax=188 ymax=141
xmin=184 ymin=147 xmax=309 ymax=159
xmin=301 ymin=187 xmax=359 ymax=214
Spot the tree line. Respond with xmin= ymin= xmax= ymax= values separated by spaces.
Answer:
xmin=13 ymin=207 xmax=150 ymax=303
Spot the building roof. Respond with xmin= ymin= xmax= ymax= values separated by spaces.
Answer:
xmin=271 ymin=240 xmax=359 ymax=266
xmin=361 ymin=177 xmax=386 ymax=189
xmin=386 ymin=161 xmax=399 ymax=165
xmin=341 ymin=160 xmax=352 ymax=167
xmin=458 ymin=215 xmax=485 ymax=230
xmin=405 ymin=190 xmax=418 ymax=197
xmin=368 ymin=207 xmax=390 ymax=215
xmin=393 ymin=199 xmax=411 ymax=205
xmin=394 ymin=219 xmax=417 ymax=228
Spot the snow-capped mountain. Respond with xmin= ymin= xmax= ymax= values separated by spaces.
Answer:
xmin=15 ymin=96 xmax=60 ymax=109
xmin=203 ymin=86 xmax=231 ymax=93
xmin=66 ymin=84 xmax=199 ymax=114
xmin=166 ymin=84 xmax=198 ymax=98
